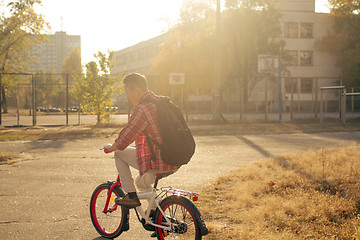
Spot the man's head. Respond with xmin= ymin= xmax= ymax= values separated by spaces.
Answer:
xmin=123 ymin=73 xmax=149 ymax=106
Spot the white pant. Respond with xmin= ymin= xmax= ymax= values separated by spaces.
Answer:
xmin=114 ymin=146 xmax=162 ymax=193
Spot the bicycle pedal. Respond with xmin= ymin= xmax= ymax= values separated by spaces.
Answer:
xmin=141 ymin=219 xmax=155 ymax=231
xmin=143 ymin=224 xmax=155 ymax=231
xmin=150 ymin=232 xmax=156 ymax=238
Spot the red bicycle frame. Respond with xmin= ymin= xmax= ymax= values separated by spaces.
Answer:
xmin=103 ymin=175 xmax=122 ymax=213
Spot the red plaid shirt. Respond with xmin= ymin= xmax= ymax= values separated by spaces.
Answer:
xmin=114 ymin=91 xmax=180 ymax=176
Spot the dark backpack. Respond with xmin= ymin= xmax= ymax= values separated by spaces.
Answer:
xmin=143 ymin=96 xmax=195 ymax=166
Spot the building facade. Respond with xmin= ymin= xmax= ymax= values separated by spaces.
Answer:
xmin=112 ymin=0 xmax=340 ymax=113
xmin=111 ymin=33 xmax=168 ymax=76
xmin=279 ymin=0 xmax=340 ymax=111
xmin=29 ymin=31 xmax=81 ymax=73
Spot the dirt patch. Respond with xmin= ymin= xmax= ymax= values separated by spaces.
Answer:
xmin=1 ymin=119 xmax=360 ymax=142
xmin=0 ymin=152 xmax=17 ymax=165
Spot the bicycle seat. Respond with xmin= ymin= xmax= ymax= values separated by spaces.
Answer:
xmin=154 ymin=171 xmax=175 ymax=188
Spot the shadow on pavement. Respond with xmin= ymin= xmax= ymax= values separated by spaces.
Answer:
xmin=26 ymin=140 xmax=66 ymax=150
xmin=236 ymin=136 xmax=273 ymax=158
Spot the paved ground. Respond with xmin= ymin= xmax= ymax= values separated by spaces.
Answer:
xmin=1 ymin=131 xmax=360 ymax=239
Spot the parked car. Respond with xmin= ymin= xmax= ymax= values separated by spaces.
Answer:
xmin=49 ymin=107 xmax=61 ymax=112
xmin=36 ymin=107 xmax=61 ymax=112
xmin=63 ymin=106 xmax=82 ymax=112
xmin=105 ymin=106 xmax=118 ymax=112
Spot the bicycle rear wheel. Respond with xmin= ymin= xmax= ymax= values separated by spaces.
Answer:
xmin=90 ymin=183 xmax=128 ymax=239
xmin=155 ymin=195 xmax=202 ymax=240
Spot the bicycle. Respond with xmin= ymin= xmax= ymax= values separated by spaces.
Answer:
xmin=90 ymin=171 xmax=209 ymax=239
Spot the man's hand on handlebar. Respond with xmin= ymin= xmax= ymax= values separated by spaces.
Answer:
xmin=102 ymin=143 xmax=114 ymax=154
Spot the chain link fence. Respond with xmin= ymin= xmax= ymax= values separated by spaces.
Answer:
xmin=1 ymin=73 xmax=359 ymax=127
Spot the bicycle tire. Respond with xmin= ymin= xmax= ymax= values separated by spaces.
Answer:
xmin=90 ymin=183 xmax=128 ymax=239
xmin=155 ymin=195 xmax=203 ymax=240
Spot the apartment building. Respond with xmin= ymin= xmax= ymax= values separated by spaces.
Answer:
xmin=29 ymin=31 xmax=81 ymax=73
xmin=111 ymin=33 xmax=168 ymax=76
xmin=277 ymin=0 xmax=340 ymax=111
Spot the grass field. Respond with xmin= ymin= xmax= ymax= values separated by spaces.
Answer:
xmin=201 ymin=145 xmax=360 ymax=239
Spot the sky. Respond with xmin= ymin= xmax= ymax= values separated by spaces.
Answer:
xmin=32 ymin=0 xmax=330 ymax=65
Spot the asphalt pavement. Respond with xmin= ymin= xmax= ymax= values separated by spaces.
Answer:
xmin=1 ymin=131 xmax=360 ymax=239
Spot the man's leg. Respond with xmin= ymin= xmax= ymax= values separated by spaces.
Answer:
xmin=114 ymin=146 xmax=138 ymax=193
xmin=114 ymin=147 xmax=140 ymax=207
xmin=135 ymin=169 xmax=158 ymax=193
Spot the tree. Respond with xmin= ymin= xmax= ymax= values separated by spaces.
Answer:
xmin=153 ymin=0 xmax=216 ymax=97
xmin=321 ymin=0 xmax=360 ymax=87
xmin=0 ymin=0 xmax=49 ymax=113
xmin=73 ymin=51 xmax=122 ymax=125
xmin=153 ymin=0 xmax=282 ymax=105
xmin=62 ymin=48 xmax=82 ymax=76
xmin=221 ymin=0 xmax=282 ymax=102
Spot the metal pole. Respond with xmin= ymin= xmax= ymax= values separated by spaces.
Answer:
xmin=65 ymin=74 xmax=69 ymax=125
xmin=16 ymin=84 xmax=19 ymax=126
xmin=278 ymin=55 xmax=282 ymax=121
xmin=320 ymin=89 xmax=323 ymax=124
xmin=0 ymin=72 xmax=2 ymax=127
xmin=341 ymin=88 xmax=346 ymax=126
xmin=314 ymin=78 xmax=318 ymax=119
xmin=290 ymin=78 xmax=294 ymax=120
xmin=212 ymin=0 xmax=221 ymax=121
xmin=265 ymin=77 xmax=268 ymax=121
xmin=32 ymin=74 xmax=36 ymax=126
xmin=351 ymin=87 xmax=354 ymax=112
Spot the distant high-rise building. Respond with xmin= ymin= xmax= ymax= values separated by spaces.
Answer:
xmin=29 ymin=31 xmax=81 ymax=73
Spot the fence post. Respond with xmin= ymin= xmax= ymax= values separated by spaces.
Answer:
xmin=320 ymin=89 xmax=323 ymax=124
xmin=290 ymin=78 xmax=294 ymax=120
xmin=314 ymin=78 xmax=318 ymax=119
xmin=16 ymin=84 xmax=20 ymax=126
xmin=341 ymin=88 xmax=346 ymax=126
xmin=240 ymin=87 xmax=243 ymax=121
xmin=265 ymin=77 xmax=268 ymax=121
xmin=65 ymin=74 xmax=69 ymax=125
xmin=0 ymin=72 xmax=2 ymax=126
xmin=352 ymin=87 xmax=354 ymax=112
xmin=32 ymin=74 xmax=36 ymax=126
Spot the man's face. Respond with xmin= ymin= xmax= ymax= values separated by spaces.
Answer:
xmin=124 ymin=85 xmax=140 ymax=106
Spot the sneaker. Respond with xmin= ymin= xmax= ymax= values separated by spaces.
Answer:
xmin=115 ymin=194 xmax=141 ymax=208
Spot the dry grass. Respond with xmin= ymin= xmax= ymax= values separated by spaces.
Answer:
xmin=0 ymin=152 xmax=17 ymax=164
xmin=200 ymin=145 xmax=360 ymax=240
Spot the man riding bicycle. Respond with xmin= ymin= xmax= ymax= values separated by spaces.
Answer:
xmin=104 ymin=73 xmax=180 ymax=208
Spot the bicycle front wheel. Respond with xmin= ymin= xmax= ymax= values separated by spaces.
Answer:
xmin=90 ymin=183 xmax=128 ymax=239
xmin=155 ymin=195 xmax=202 ymax=240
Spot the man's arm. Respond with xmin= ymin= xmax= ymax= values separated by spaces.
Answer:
xmin=105 ymin=105 xmax=148 ymax=153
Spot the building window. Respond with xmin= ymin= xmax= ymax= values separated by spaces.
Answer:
xmin=284 ymin=50 xmax=298 ymax=66
xmin=300 ymin=22 xmax=313 ymax=38
xmin=284 ymin=22 xmax=298 ymax=38
xmin=300 ymin=50 xmax=313 ymax=66
xmin=300 ymin=78 xmax=313 ymax=93
xmin=285 ymin=78 xmax=298 ymax=93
